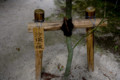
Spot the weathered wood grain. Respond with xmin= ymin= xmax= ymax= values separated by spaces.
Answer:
xmin=28 ymin=19 xmax=107 ymax=32
xmin=86 ymin=28 xmax=94 ymax=71
xmin=33 ymin=27 xmax=44 ymax=80
xmin=35 ymin=50 xmax=43 ymax=80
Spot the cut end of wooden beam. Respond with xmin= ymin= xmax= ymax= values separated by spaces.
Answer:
xmin=28 ymin=19 xmax=107 ymax=33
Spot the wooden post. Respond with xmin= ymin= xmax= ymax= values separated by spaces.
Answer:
xmin=86 ymin=6 xmax=95 ymax=71
xmin=33 ymin=27 xmax=44 ymax=80
xmin=35 ymin=50 xmax=43 ymax=80
xmin=33 ymin=9 xmax=45 ymax=80
xmin=86 ymin=28 xmax=94 ymax=71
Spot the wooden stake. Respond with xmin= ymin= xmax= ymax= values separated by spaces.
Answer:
xmin=33 ymin=27 xmax=44 ymax=80
xmin=86 ymin=28 xmax=94 ymax=71
xmin=35 ymin=50 xmax=43 ymax=80
xmin=86 ymin=6 xmax=95 ymax=71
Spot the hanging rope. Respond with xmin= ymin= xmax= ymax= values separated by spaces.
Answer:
xmin=89 ymin=16 xmax=96 ymax=28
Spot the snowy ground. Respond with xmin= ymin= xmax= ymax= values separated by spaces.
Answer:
xmin=0 ymin=0 xmax=120 ymax=80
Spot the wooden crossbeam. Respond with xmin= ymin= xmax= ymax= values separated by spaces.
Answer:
xmin=28 ymin=18 xmax=107 ymax=32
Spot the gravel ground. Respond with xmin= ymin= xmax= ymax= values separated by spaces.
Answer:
xmin=0 ymin=0 xmax=120 ymax=80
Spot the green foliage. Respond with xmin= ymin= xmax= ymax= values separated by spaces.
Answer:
xmin=114 ymin=45 xmax=119 ymax=51
xmin=54 ymin=0 xmax=120 ymax=35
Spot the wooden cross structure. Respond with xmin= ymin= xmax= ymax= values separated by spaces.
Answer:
xmin=28 ymin=18 xmax=107 ymax=80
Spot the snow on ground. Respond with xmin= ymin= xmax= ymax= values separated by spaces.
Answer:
xmin=0 ymin=0 xmax=120 ymax=80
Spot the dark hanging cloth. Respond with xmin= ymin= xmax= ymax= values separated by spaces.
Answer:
xmin=61 ymin=17 xmax=74 ymax=37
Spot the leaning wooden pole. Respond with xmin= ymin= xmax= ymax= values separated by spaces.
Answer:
xmin=64 ymin=0 xmax=73 ymax=79
xmin=86 ymin=6 xmax=95 ymax=71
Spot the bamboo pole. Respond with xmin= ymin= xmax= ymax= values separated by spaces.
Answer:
xmin=86 ymin=6 xmax=95 ymax=71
